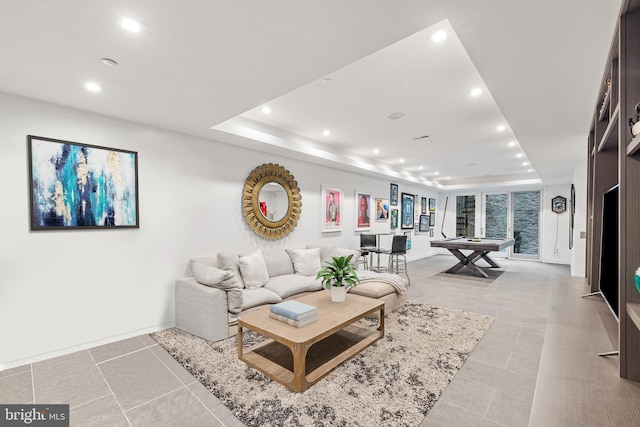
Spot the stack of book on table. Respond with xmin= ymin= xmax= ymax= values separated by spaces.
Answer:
xmin=269 ymin=300 xmax=318 ymax=327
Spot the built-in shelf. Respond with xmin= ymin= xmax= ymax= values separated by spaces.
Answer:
xmin=627 ymin=134 xmax=640 ymax=156
xmin=599 ymin=88 xmax=612 ymax=122
xmin=628 ymin=303 xmax=640 ymax=331
xmin=597 ymin=104 xmax=620 ymax=152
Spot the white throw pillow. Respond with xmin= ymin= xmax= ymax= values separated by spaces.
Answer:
xmin=238 ymin=251 xmax=270 ymax=289
xmin=287 ymin=248 xmax=322 ymax=276
xmin=191 ymin=262 xmax=235 ymax=287
xmin=336 ymin=247 xmax=361 ymax=268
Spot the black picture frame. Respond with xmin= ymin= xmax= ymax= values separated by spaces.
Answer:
xmin=429 ymin=198 xmax=436 ymax=211
xmin=429 ymin=211 xmax=436 ymax=227
xmin=390 ymin=183 xmax=399 ymax=206
xmin=419 ymin=214 xmax=429 ymax=231
xmin=28 ymin=135 xmax=139 ymax=230
xmin=421 ymin=197 xmax=427 ymax=214
xmin=401 ymin=193 xmax=414 ymax=229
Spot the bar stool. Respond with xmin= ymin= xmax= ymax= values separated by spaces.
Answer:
xmin=360 ymin=234 xmax=378 ymax=270
xmin=384 ymin=235 xmax=410 ymax=285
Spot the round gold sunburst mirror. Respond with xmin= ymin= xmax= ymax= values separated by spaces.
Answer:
xmin=242 ymin=163 xmax=302 ymax=240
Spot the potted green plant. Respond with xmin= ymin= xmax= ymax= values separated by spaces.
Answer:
xmin=316 ymin=254 xmax=359 ymax=302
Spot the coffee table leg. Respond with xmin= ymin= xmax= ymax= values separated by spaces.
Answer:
xmin=481 ymin=252 xmax=501 ymax=268
xmin=291 ymin=343 xmax=308 ymax=392
xmin=237 ymin=324 xmax=244 ymax=360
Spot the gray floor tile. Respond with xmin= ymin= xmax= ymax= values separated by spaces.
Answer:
xmin=455 ymin=358 xmax=536 ymax=402
xmin=484 ymin=390 xmax=532 ymax=427
xmin=187 ymin=381 xmax=245 ymax=427
xmin=0 ymin=370 xmax=33 ymax=403
xmin=420 ymin=401 xmax=503 ymax=427
xmin=137 ymin=334 xmax=157 ymax=347
xmin=434 ymin=376 xmax=495 ymax=416
xmin=90 ymin=337 xmax=146 ymax=363
xmin=505 ymin=350 xmax=541 ymax=378
xmin=99 ymin=348 xmax=182 ymax=411
xmin=150 ymin=345 xmax=197 ymax=386
xmin=72 ymin=395 xmax=129 ymax=427
xmin=127 ymin=387 xmax=222 ymax=427
xmin=0 ymin=364 xmax=30 ymax=379
xmin=32 ymin=351 xmax=111 ymax=407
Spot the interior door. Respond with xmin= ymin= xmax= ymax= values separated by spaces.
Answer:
xmin=511 ymin=190 xmax=541 ymax=260
xmin=481 ymin=192 xmax=509 ymax=258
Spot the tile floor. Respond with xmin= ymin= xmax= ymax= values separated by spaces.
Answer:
xmin=0 ymin=255 xmax=631 ymax=426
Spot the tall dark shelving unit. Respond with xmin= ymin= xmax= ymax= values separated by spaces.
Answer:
xmin=587 ymin=0 xmax=640 ymax=381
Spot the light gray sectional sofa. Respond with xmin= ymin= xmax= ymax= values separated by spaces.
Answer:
xmin=175 ymin=245 xmax=407 ymax=342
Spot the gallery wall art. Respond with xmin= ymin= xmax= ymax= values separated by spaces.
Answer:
xmin=322 ymin=185 xmax=342 ymax=232
xmin=355 ymin=190 xmax=371 ymax=230
xmin=28 ymin=135 xmax=139 ymax=230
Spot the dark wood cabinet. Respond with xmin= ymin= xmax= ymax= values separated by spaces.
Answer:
xmin=588 ymin=0 xmax=640 ymax=381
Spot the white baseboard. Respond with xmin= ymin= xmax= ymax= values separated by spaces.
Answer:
xmin=0 ymin=322 xmax=174 ymax=371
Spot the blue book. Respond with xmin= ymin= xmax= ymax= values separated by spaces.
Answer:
xmin=270 ymin=300 xmax=317 ymax=320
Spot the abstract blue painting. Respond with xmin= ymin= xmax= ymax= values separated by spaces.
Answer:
xmin=28 ymin=135 xmax=139 ymax=230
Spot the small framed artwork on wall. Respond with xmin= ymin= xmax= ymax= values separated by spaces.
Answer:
xmin=404 ymin=231 xmax=412 ymax=250
xmin=390 ymin=183 xmax=399 ymax=206
xmin=429 ymin=211 xmax=436 ymax=227
xmin=355 ymin=191 xmax=372 ymax=230
xmin=421 ymin=197 xmax=427 ymax=214
xmin=429 ymin=198 xmax=436 ymax=211
xmin=419 ymin=214 xmax=429 ymax=232
xmin=321 ymin=185 xmax=342 ymax=233
xmin=401 ymin=193 xmax=415 ymax=229
xmin=375 ymin=198 xmax=389 ymax=220
xmin=28 ymin=135 xmax=139 ymax=230
xmin=390 ymin=209 xmax=398 ymax=229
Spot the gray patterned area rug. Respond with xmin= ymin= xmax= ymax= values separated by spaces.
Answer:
xmin=152 ymin=302 xmax=493 ymax=427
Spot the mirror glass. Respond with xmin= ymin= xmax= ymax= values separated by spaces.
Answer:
xmin=258 ymin=182 xmax=289 ymax=222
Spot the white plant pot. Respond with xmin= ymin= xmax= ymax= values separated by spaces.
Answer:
xmin=331 ymin=285 xmax=347 ymax=302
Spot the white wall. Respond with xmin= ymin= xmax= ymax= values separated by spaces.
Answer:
xmin=571 ymin=158 xmax=588 ymax=276
xmin=0 ymin=92 xmax=439 ymax=368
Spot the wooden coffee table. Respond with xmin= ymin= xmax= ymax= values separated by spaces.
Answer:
xmin=237 ymin=290 xmax=384 ymax=392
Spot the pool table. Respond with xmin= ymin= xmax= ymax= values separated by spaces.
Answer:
xmin=430 ymin=237 xmax=516 ymax=278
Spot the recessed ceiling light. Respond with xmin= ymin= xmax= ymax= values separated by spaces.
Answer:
xmin=373 ymin=148 xmax=379 ymax=154
xmin=323 ymin=129 xmax=331 ymax=136
xmin=522 ymin=162 xmax=529 ymax=166
xmin=322 ymin=78 xmax=332 ymax=84
xmin=85 ymin=82 xmax=103 ymax=93
xmin=470 ymin=88 xmax=482 ymax=97
xmin=121 ymin=17 xmax=142 ymax=33
xmin=261 ymin=106 xmax=272 ymax=114
xmin=508 ymin=141 xmax=516 ymax=147
xmin=101 ymin=58 xmax=118 ymax=67
xmin=496 ymin=125 xmax=506 ymax=132
xmin=431 ymin=31 xmax=447 ymax=43
xmin=434 ymin=172 xmax=440 ymax=176
xmin=528 ymin=169 xmax=533 ymax=172
xmin=446 ymin=177 xmax=451 ymax=180
xmin=516 ymin=153 xmax=523 ymax=158
xmin=419 ymin=166 xmax=424 ymax=170
xmin=386 ymin=113 xmax=405 ymax=120
xmin=399 ymin=158 xmax=405 ymax=163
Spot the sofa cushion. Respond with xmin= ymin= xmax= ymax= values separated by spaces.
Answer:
xmin=217 ymin=252 xmax=245 ymax=288
xmin=263 ymin=274 xmax=323 ymax=299
xmin=238 ymin=251 xmax=269 ymax=288
xmin=306 ymin=244 xmax=338 ymax=266
xmin=348 ymin=280 xmax=396 ymax=298
xmin=262 ymin=248 xmax=295 ymax=277
xmin=336 ymin=247 xmax=361 ymax=268
xmin=191 ymin=262 xmax=234 ymax=287
xmin=286 ymin=248 xmax=322 ymax=276
xmin=242 ymin=287 xmax=282 ymax=310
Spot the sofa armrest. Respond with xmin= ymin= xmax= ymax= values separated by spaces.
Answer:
xmin=175 ymin=277 xmax=230 ymax=342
